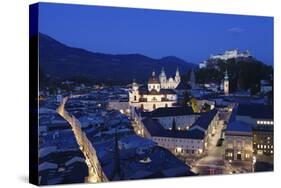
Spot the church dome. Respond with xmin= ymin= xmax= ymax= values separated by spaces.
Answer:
xmin=148 ymin=71 xmax=160 ymax=84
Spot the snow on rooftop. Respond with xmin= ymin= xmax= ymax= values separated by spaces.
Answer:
xmin=39 ymin=146 xmax=57 ymax=158
xmin=39 ymin=107 xmax=57 ymax=114
xmin=65 ymin=157 xmax=85 ymax=166
xmin=39 ymin=162 xmax=58 ymax=172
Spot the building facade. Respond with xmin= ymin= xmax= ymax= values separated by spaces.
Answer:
xmin=129 ymin=71 xmax=178 ymax=113
xmin=224 ymin=121 xmax=253 ymax=161
xmin=210 ymin=49 xmax=250 ymax=61
xmin=135 ymin=109 xmax=218 ymax=157
xmin=253 ymin=123 xmax=273 ymax=156
xmin=224 ymin=70 xmax=229 ymax=95
xmin=159 ymin=67 xmax=181 ymax=89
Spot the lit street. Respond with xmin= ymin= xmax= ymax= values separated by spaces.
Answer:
xmin=191 ymin=122 xmax=226 ymax=175
xmin=57 ymin=97 xmax=107 ymax=183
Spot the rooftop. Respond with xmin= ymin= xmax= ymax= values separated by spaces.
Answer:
xmin=190 ymin=109 xmax=218 ymax=131
xmin=98 ymin=144 xmax=195 ymax=180
xmin=139 ymin=87 xmax=176 ymax=95
xmin=237 ymin=104 xmax=273 ymax=119
xmin=141 ymin=106 xmax=195 ymax=118
xmin=175 ymin=82 xmax=191 ymax=90
xmin=142 ymin=118 xmax=205 ymax=140
xmin=226 ymin=120 xmax=253 ymax=133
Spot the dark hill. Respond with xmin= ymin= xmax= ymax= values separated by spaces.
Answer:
xmin=38 ymin=33 xmax=197 ymax=85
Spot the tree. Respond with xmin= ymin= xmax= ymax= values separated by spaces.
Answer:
xmin=182 ymin=91 xmax=192 ymax=106
xmin=202 ymin=103 xmax=211 ymax=112
xmin=190 ymin=98 xmax=200 ymax=113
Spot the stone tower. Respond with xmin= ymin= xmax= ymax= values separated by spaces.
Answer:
xmin=175 ymin=67 xmax=181 ymax=83
xmin=224 ymin=70 xmax=229 ymax=95
xmin=130 ymin=79 xmax=139 ymax=102
xmin=159 ymin=67 xmax=167 ymax=84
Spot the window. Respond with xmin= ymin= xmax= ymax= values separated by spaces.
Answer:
xmin=227 ymin=153 xmax=233 ymax=157
xmin=153 ymin=104 xmax=156 ymax=110
xmin=134 ymin=96 xmax=136 ymax=101
xmin=227 ymin=143 xmax=233 ymax=148
xmin=165 ymin=104 xmax=168 ymax=108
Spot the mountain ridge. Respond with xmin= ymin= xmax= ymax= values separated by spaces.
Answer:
xmin=38 ymin=33 xmax=197 ymax=85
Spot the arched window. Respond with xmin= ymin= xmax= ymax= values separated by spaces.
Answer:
xmin=153 ymin=104 xmax=156 ymax=110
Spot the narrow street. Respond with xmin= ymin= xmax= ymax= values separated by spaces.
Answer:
xmin=191 ymin=122 xmax=226 ymax=175
xmin=57 ymin=97 xmax=107 ymax=183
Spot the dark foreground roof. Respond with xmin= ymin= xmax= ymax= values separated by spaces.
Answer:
xmin=142 ymin=118 xmax=205 ymax=139
xmin=93 ymin=139 xmax=196 ymax=180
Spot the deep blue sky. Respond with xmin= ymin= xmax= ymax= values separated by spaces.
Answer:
xmin=38 ymin=3 xmax=273 ymax=65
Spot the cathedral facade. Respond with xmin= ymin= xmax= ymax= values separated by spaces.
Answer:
xmin=159 ymin=67 xmax=181 ymax=89
xmin=129 ymin=69 xmax=180 ymax=113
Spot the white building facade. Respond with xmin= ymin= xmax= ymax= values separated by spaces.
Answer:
xmin=129 ymin=71 xmax=178 ymax=113
xmin=159 ymin=67 xmax=181 ymax=89
xmin=210 ymin=49 xmax=250 ymax=61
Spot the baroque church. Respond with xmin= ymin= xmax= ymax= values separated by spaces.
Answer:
xmin=129 ymin=68 xmax=181 ymax=112
xmin=159 ymin=67 xmax=181 ymax=89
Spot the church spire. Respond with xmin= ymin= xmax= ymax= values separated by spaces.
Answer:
xmin=224 ymin=70 xmax=229 ymax=80
xmin=175 ymin=67 xmax=181 ymax=83
xmin=152 ymin=70 xmax=156 ymax=77
xmin=160 ymin=67 xmax=166 ymax=76
xmin=176 ymin=67 xmax=180 ymax=76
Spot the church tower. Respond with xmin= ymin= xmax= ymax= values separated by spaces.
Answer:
xmin=130 ymin=79 xmax=139 ymax=102
xmin=148 ymin=71 xmax=161 ymax=92
xmin=224 ymin=70 xmax=229 ymax=95
xmin=175 ymin=67 xmax=181 ymax=83
xmin=159 ymin=67 xmax=167 ymax=85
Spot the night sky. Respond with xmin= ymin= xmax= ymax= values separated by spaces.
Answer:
xmin=38 ymin=2 xmax=274 ymax=65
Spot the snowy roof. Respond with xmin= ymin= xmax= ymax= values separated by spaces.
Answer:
xmin=190 ymin=109 xmax=218 ymax=130
xmin=237 ymin=104 xmax=273 ymax=119
xmin=65 ymin=157 xmax=85 ymax=166
xmin=142 ymin=118 xmax=205 ymax=140
xmin=226 ymin=120 xmax=252 ymax=133
xmin=39 ymin=162 xmax=58 ymax=172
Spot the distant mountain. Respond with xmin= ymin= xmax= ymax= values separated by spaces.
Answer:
xmin=38 ymin=33 xmax=197 ymax=85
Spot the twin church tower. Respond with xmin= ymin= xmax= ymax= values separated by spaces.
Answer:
xmin=159 ymin=67 xmax=181 ymax=89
